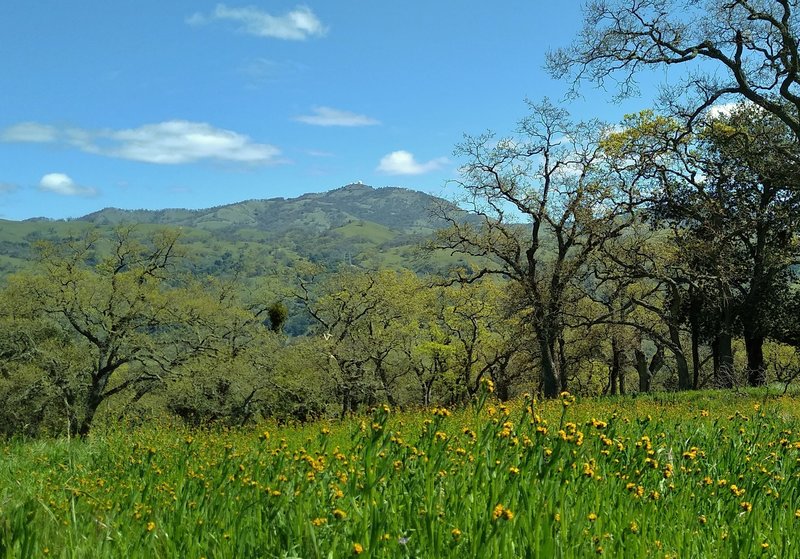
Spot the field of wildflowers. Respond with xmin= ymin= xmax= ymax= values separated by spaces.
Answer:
xmin=1 ymin=384 xmax=799 ymax=558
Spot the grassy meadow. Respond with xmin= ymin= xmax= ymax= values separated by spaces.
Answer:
xmin=1 ymin=386 xmax=800 ymax=558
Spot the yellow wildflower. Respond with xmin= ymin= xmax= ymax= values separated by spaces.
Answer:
xmin=492 ymin=504 xmax=513 ymax=521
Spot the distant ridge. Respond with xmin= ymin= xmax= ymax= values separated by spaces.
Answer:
xmin=77 ymin=184 xmax=454 ymax=233
xmin=0 ymin=184 xmax=474 ymax=277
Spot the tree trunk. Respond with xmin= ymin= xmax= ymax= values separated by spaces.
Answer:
xmin=609 ymin=337 xmax=621 ymax=396
xmin=539 ymin=334 xmax=561 ymax=398
xmin=608 ymin=365 xmax=618 ymax=396
xmin=557 ymin=335 xmax=568 ymax=393
xmin=673 ymin=349 xmax=691 ymax=391
xmin=492 ymin=354 xmax=513 ymax=402
xmin=340 ymin=388 xmax=350 ymax=420
xmin=375 ymin=363 xmax=397 ymax=407
xmin=688 ymin=287 xmax=703 ymax=390
xmin=667 ymin=325 xmax=691 ymax=390
xmin=691 ymin=322 xmax=701 ymax=390
xmin=77 ymin=396 xmax=100 ymax=437
xmin=77 ymin=374 xmax=107 ymax=437
xmin=423 ymin=381 xmax=432 ymax=407
xmin=494 ymin=376 xmax=510 ymax=402
xmin=713 ymin=333 xmax=735 ymax=388
xmin=745 ymin=333 xmax=766 ymax=386
xmin=710 ymin=286 xmax=735 ymax=388
xmin=635 ymin=347 xmax=664 ymax=393
xmin=635 ymin=350 xmax=650 ymax=393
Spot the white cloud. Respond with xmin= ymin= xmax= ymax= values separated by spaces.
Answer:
xmin=706 ymin=100 xmax=761 ymax=120
xmin=64 ymin=127 xmax=95 ymax=151
xmin=100 ymin=121 xmax=280 ymax=164
xmin=294 ymin=107 xmax=380 ymax=127
xmin=377 ymin=150 xmax=449 ymax=175
xmin=1 ymin=122 xmax=58 ymax=143
xmin=38 ymin=173 xmax=97 ymax=197
xmin=706 ymin=102 xmax=739 ymax=120
xmin=188 ymin=4 xmax=327 ymax=40
xmin=1 ymin=120 xmax=282 ymax=166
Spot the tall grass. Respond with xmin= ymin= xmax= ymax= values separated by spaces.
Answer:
xmin=1 ymin=386 xmax=799 ymax=558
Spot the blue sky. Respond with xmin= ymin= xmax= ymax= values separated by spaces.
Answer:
xmin=0 ymin=1 xmax=665 ymax=220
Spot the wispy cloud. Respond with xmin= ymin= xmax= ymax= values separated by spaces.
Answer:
xmin=1 ymin=120 xmax=282 ymax=166
xmin=237 ymin=58 xmax=306 ymax=89
xmin=0 ymin=181 xmax=18 ymax=193
xmin=1 ymin=122 xmax=58 ymax=143
xmin=239 ymin=57 xmax=280 ymax=78
xmin=377 ymin=150 xmax=449 ymax=175
xmin=306 ymin=149 xmax=334 ymax=157
xmin=187 ymin=4 xmax=327 ymax=40
xmin=294 ymin=107 xmax=380 ymax=127
xmin=38 ymin=173 xmax=97 ymax=197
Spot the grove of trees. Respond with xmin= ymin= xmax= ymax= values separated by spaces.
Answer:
xmin=1 ymin=0 xmax=800 ymax=437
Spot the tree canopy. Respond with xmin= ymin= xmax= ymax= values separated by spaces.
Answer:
xmin=548 ymin=0 xmax=800 ymax=142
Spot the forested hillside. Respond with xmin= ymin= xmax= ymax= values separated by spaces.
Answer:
xmin=2 ymin=102 xmax=800 ymax=439
xmin=0 ymin=183 xmax=496 ymax=436
xmin=0 ymin=184 xmax=473 ymax=278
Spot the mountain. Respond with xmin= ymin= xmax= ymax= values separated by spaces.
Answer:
xmin=80 ymin=183 xmax=448 ymax=233
xmin=0 ymin=184 xmax=474 ymax=277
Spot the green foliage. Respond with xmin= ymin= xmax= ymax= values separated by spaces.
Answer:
xmin=267 ymin=301 xmax=289 ymax=333
xmin=1 ymin=171 xmax=799 ymax=439
xmin=441 ymin=99 xmax=640 ymax=397
xmin=0 ymin=228 xmax=290 ymax=436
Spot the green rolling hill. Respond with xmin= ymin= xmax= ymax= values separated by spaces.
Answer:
xmin=0 ymin=183 xmax=477 ymax=278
